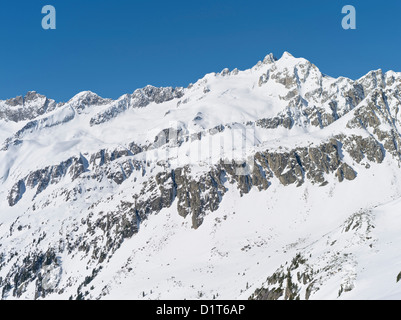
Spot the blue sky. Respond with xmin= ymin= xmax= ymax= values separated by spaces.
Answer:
xmin=0 ymin=0 xmax=400 ymax=101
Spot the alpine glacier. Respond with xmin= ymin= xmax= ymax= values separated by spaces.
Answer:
xmin=1 ymin=52 xmax=401 ymax=300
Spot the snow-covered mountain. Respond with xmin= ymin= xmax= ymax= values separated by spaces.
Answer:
xmin=1 ymin=52 xmax=401 ymax=300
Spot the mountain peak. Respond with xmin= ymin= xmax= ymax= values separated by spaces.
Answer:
xmin=70 ymin=90 xmax=101 ymax=101
xmin=263 ymin=53 xmax=277 ymax=64
xmin=24 ymin=91 xmax=46 ymax=102
xmin=2 ymin=91 xmax=47 ymax=108
xmin=281 ymin=51 xmax=294 ymax=59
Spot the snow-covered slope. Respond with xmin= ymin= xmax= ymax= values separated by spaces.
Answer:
xmin=1 ymin=52 xmax=401 ymax=300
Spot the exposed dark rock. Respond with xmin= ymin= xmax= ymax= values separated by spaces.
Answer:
xmin=249 ymin=253 xmax=313 ymax=300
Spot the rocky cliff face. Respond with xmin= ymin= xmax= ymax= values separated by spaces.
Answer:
xmin=1 ymin=52 xmax=401 ymax=300
xmin=0 ymin=92 xmax=60 ymax=122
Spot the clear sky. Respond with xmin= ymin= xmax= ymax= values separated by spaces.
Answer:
xmin=0 ymin=0 xmax=400 ymax=102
